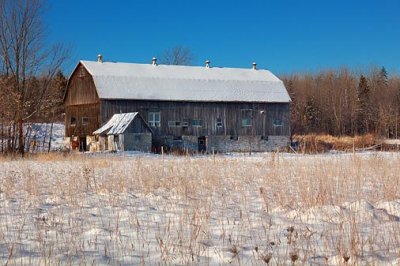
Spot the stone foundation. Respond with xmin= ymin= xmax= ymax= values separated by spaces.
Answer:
xmin=207 ymin=135 xmax=290 ymax=152
xmin=156 ymin=135 xmax=290 ymax=153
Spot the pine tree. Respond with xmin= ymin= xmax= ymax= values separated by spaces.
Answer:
xmin=48 ymin=70 xmax=67 ymax=121
xmin=378 ymin=67 xmax=388 ymax=88
xmin=304 ymin=96 xmax=320 ymax=132
xmin=356 ymin=75 xmax=371 ymax=134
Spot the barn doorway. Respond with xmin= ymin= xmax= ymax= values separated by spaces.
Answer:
xmin=198 ymin=136 xmax=207 ymax=152
xmin=79 ymin=137 xmax=87 ymax=152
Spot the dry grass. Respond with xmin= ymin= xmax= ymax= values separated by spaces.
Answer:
xmin=0 ymin=152 xmax=400 ymax=264
xmin=293 ymin=134 xmax=376 ymax=153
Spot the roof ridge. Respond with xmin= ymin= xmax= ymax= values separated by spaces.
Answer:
xmin=91 ymin=75 xmax=278 ymax=83
xmin=80 ymin=60 xmax=272 ymax=72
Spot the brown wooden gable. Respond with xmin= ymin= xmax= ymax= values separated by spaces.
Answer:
xmin=64 ymin=63 xmax=100 ymax=106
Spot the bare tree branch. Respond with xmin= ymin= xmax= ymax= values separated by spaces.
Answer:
xmin=158 ymin=46 xmax=194 ymax=65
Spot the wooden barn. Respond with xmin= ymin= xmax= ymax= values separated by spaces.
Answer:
xmin=64 ymin=56 xmax=291 ymax=152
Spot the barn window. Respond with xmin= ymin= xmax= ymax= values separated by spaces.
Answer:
xmin=273 ymin=119 xmax=283 ymax=127
xmin=148 ymin=111 xmax=160 ymax=127
xmin=174 ymin=136 xmax=183 ymax=141
xmin=230 ymin=135 xmax=239 ymax=141
xmin=192 ymin=119 xmax=202 ymax=127
xmin=168 ymin=121 xmax=181 ymax=127
xmin=182 ymin=119 xmax=190 ymax=127
xmin=241 ymin=109 xmax=253 ymax=127
xmin=216 ymin=118 xmax=223 ymax=128
xmin=70 ymin=117 xmax=76 ymax=126
xmin=82 ymin=117 xmax=89 ymax=126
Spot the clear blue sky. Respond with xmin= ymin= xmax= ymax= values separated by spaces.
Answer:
xmin=45 ymin=0 xmax=400 ymax=75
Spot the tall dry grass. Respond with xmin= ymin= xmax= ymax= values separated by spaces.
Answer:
xmin=293 ymin=134 xmax=376 ymax=153
xmin=0 ymin=152 xmax=399 ymax=264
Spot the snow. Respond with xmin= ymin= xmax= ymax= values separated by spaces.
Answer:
xmin=1 ymin=152 xmax=400 ymax=265
xmin=21 ymin=123 xmax=67 ymax=152
xmin=79 ymin=60 xmax=291 ymax=103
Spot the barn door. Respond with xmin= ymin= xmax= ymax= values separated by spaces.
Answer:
xmin=79 ymin=137 xmax=87 ymax=152
xmin=198 ymin=136 xmax=207 ymax=152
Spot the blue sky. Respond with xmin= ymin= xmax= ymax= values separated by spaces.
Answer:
xmin=45 ymin=0 xmax=400 ymax=75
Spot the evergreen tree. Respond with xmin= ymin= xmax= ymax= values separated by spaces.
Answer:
xmin=356 ymin=75 xmax=371 ymax=134
xmin=47 ymin=70 xmax=67 ymax=121
xmin=304 ymin=96 xmax=320 ymax=132
xmin=378 ymin=66 xmax=388 ymax=87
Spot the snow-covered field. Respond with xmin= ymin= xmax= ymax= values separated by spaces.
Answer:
xmin=1 ymin=152 xmax=400 ymax=265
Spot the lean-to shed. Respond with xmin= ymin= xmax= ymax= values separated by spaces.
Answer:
xmin=93 ymin=112 xmax=152 ymax=152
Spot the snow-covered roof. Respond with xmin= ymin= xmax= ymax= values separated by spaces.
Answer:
xmin=79 ymin=60 xmax=291 ymax=103
xmin=93 ymin=112 xmax=142 ymax=135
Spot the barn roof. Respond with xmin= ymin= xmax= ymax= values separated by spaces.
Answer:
xmin=79 ymin=60 xmax=291 ymax=103
xmin=93 ymin=112 xmax=149 ymax=135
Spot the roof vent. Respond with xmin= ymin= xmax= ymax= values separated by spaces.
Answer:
xmin=97 ymin=54 xmax=103 ymax=63
xmin=205 ymin=60 xmax=211 ymax=68
xmin=252 ymin=62 xmax=257 ymax=70
xmin=152 ymin=57 xmax=157 ymax=66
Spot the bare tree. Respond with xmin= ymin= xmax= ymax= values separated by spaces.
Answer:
xmin=0 ymin=0 xmax=69 ymax=154
xmin=158 ymin=46 xmax=194 ymax=65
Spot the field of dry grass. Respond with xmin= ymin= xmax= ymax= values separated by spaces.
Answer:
xmin=1 ymin=152 xmax=400 ymax=265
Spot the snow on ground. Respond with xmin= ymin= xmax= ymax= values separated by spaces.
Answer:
xmin=1 ymin=152 xmax=400 ymax=265
xmin=25 ymin=123 xmax=67 ymax=151
xmin=1 ymin=123 xmax=67 ymax=152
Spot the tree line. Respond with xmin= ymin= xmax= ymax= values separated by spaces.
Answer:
xmin=281 ymin=67 xmax=400 ymax=138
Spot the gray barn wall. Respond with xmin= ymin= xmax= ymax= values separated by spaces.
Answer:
xmin=101 ymin=100 xmax=290 ymax=137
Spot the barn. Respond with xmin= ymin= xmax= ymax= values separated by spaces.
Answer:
xmin=64 ymin=56 xmax=291 ymax=152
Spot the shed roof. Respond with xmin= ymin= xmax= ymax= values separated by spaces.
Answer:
xmin=79 ymin=60 xmax=291 ymax=103
xmin=93 ymin=112 xmax=149 ymax=135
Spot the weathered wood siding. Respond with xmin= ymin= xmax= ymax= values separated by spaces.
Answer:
xmin=100 ymin=100 xmax=290 ymax=137
xmin=65 ymin=104 xmax=100 ymax=137
xmin=124 ymin=116 xmax=152 ymax=134
xmin=64 ymin=64 xmax=99 ymax=106
xmin=64 ymin=63 xmax=100 ymax=137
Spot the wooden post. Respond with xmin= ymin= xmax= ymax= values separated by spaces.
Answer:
xmin=48 ymin=122 xmax=54 ymax=153
xmin=1 ymin=113 xmax=3 ymax=153
xmin=42 ymin=123 xmax=48 ymax=152
xmin=277 ymin=147 xmax=280 ymax=163
xmin=212 ymin=147 xmax=215 ymax=163
xmin=48 ymin=111 xmax=55 ymax=153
